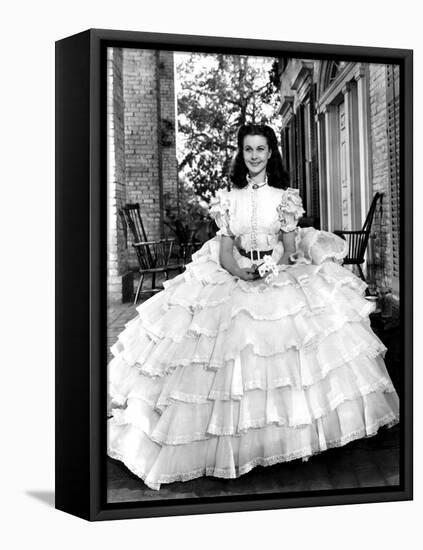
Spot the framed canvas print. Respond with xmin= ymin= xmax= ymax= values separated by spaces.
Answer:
xmin=55 ymin=28 xmax=413 ymax=521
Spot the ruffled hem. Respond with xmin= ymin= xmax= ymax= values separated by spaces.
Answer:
xmin=108 ymin=410 xmax=399 ymax=490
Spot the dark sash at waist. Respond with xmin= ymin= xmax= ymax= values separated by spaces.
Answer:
xmin=237 ymin=248 xmax=274 ymax=261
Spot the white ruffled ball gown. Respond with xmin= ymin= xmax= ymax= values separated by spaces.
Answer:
xmin=107 ymin=184 xmax=400 ymax=491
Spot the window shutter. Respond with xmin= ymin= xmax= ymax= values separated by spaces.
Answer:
xmin=295 ymin=109 xmax=303 ymax=193
xmin=280 ymin=128 xmax=286 ymax=164
xmin=301 ymin=88 xmax=320 ymax=223
xmin=281 ymin=127 xmax=289 ymax=171
xmin=309 ymin=84 xmax=320 ymax=221
xmin=296 ymin=104 xmax=306 ymax=205
xmin=386 ymin=64 xmax=400 ymax=292
xmin=290 ymin=114 xmax=297 ymax=186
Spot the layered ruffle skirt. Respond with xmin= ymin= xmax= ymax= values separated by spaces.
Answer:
xmin=107 ymin=227 xmax=400 ymax=490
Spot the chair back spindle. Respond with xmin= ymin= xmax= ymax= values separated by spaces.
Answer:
xmin=121 ymin=203 xmax=154 ymax=267
xmin=333 ymin=192 xmax=384 ymax=283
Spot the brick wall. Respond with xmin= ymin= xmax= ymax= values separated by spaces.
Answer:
xmin=367 ymin=63 xmax=395 ymax=299
xmin=107 ymin=48 xmax=178 ymax=300
xmin=123 ymin=49 xmax=161 ymax=248
xmin=158 ymin=51 xmax=179 ymax=238
xmin=107 ymin=48 xmax=131 ymax=301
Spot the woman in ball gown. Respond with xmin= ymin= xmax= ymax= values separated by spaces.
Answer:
xmin=107 ymin=124 xmax=399 ymax=491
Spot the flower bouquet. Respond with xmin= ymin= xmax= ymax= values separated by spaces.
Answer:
xmin=255 ymin=255 xmax=283 ymax=283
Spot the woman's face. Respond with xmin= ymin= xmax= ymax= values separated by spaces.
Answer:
xmin=242 ymin=134 xmax=272 ymax=179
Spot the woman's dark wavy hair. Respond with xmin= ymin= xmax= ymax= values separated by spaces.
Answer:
xmin=229 ymin=124 xmax=290 ymax=190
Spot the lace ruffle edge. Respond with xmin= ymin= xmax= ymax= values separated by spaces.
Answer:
xmin=111 ymin=382 xmax=398 ymax=443
xmin=130 ymin=316 xmax=382 ymax=366
xmin=129 ymin=333 xmax=387 ymax=380
xmin=108 ymin=413 xmax=399 ymax=491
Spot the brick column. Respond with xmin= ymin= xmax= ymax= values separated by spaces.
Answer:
xmin=107 ymin=48 xmax=133 ymax=302
xmin=368 ymin=63 xmax=393 ymax=297
xmin=158 ymin=51 xmax=179 ymax=238
xmin=107 ymin=48 xmax=179 ymax=298
xmin=123 ymin=49 xmax=161 ymax=254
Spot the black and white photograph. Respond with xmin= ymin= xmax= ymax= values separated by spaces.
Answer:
xmin=4 ymin=0 xmax=421 ymax=541
xmin=105 ymin=46 xmax=403 ymax=504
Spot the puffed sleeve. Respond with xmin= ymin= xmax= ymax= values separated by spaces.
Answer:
xmin=209 ymin=188 xmax=234 ymax=237
xmin=276 ymin=187 xmax=306 ymax=232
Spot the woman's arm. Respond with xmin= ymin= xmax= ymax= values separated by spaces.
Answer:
xmin=276 ymin=188 xmax=305 ymax=265
xmin=277 ymin=229 xmax=296 ymax=265
xmin=220 ymin=236 xmax=257 ymax=280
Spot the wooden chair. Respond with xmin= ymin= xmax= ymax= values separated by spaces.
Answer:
xmin=333 ymin=192 xmax=384 ymax=283
xmin=120 ymin=203 xmax=185 ymax=304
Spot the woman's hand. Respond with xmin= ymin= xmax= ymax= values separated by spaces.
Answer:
xmin=237 ymin=266 xmax=262 ymax=281
xmin=220 ymin=236 xmax=260 ymax=280
xmin=219 ymin=237 xmax=266 ymax=281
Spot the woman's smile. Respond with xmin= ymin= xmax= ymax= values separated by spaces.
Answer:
xmin=242 ymin=134 xmax=272 ymax=179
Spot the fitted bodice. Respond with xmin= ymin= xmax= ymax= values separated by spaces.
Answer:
xmin=227 ymin=185 xmax=283 ymax=251
xmin=209 ymin=184 xmax=305 ymax=253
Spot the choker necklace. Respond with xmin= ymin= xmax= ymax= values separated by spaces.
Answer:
xmin=247 ymin=173 xmax=268 ymax=189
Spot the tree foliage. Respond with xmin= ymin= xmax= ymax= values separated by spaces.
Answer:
xmin=176 ymin=53 xmax=281 ymax=201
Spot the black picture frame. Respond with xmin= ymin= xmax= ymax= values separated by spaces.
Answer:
xmin=55 ymin=28 xmax=413 ymax=521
